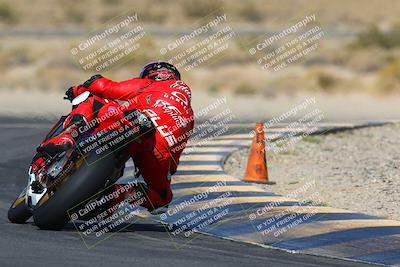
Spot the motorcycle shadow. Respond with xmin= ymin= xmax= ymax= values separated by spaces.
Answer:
xmin=63 ymin=220 xmax=169 ymax=233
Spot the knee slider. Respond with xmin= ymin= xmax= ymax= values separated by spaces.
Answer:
xmin=123 ymin=110 xmax=155 ymax=138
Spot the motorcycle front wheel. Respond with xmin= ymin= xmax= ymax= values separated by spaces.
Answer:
xmin=8 ymin=193 xmax=32 ymax=224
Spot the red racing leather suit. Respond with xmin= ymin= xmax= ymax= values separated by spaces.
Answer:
xmin=75 ymin=77 xmax=194 ymax=211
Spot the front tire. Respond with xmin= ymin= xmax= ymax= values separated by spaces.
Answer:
xmin=8 ymin=195 xmax=32 ymax=224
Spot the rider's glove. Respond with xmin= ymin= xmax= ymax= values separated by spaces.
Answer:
xmin=64 ymin=86 xmax=81 ymax=102
xmin=64 ymin=75 xmax=103 ymax=102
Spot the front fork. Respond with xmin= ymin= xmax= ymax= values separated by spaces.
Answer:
xmin=25 ymin=166 xmax=48 ymax=209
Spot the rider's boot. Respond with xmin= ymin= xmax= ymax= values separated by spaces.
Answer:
xmin=102 ymin=182 xmax=169 ymax=215
xmin=39 ymin=126 xmax=76 ymax=157
xmin=79 ymin=182 xmax=149 ymax=221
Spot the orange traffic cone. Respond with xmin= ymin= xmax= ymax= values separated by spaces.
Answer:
xmin=243 ymin=122 xmax=273 ymax=184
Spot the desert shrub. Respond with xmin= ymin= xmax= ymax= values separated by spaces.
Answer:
xmin=124 ymin=36 xmax=157 ymax=64
xmin=64 ymin=6 xmax=85 ymax=24
xmin=208 ymin=84 xmax=221 ymax=94
xmin=36 ymin=66 xmax=84 ymax=91
xmin=0 ymin=45 xmax=37 ymax=67
xmin=0 ymin=3 xmax=17 ymax=24
xmin=316 ymin=72 xmax=336 ymax=89
xmin=237 ymin=1 xmax=263 ymax=22
xmin=182 ymin=0 xmax=223 ymax=19
xmin=100 ymin=11 xmax=122 ymax=22
xmin=234 ymin=83 xmax=257 ymax=95
xmin=344 ymin=47 xmax=387 ymax=72
xmin=102 ymin=0 xmax=120 ymax=5
xmin=264 ymin=75 xmax=305 ymax=96
xmin=355 ymin=25 xmax=400 ymax=49
xmin=308 ymin=70 xmax=338 ymax=92
xmin=139 ymin=8 xmax=167 ymax=23
xmin=376 ymin=61 xmax=400 ymax=93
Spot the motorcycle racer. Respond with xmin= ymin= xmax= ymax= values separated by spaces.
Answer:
xmin=37 ymin=61 xmax=194 ymax=215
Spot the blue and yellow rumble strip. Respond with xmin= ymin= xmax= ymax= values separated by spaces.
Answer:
xmin=126 ymin=123 xmax=400 ymax=266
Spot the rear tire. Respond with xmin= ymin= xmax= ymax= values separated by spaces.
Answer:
xmin=33 ymin=151 xmax=118 ymax=230
xmin=8 ymin=196 xmax=32 ymax=224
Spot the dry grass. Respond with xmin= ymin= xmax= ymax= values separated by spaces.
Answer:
xmin=376 ymin=61 xmax=400 ymax=94
xmin=0 ymin=2 xmax=17 ymax=24
xmin=1 ymin=0 xmax=400 ymax=96
xmin=1 ymin=0 xmax=400 ymax=29
xmin=1 ymin=35 xmax=399 ymax=97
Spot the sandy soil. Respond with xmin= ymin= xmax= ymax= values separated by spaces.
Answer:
xmin=224 ymin=123 xmax=400 ymax=220
xmin=1 ymin=89 xmax=400 ymax=122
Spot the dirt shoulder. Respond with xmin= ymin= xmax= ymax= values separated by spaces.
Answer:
xmin=2 ymin=89 xmax=400 ymax=123
xmin=224 ymin=123 xmax=400 ymax=220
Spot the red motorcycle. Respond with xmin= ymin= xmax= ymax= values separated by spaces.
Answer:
xmin=8 ymin=92 xmax=149 ymax=230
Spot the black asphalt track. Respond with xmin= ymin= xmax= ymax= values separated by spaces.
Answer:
xmin=0 ymin=117 xmax=373 ymax=267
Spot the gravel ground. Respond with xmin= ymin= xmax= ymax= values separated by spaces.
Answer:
xmin=224 ymin=123 xmax=400 ymax=220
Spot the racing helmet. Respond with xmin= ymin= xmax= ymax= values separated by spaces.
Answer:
xmin=139 ymin=61 xmax=181 ymax=81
